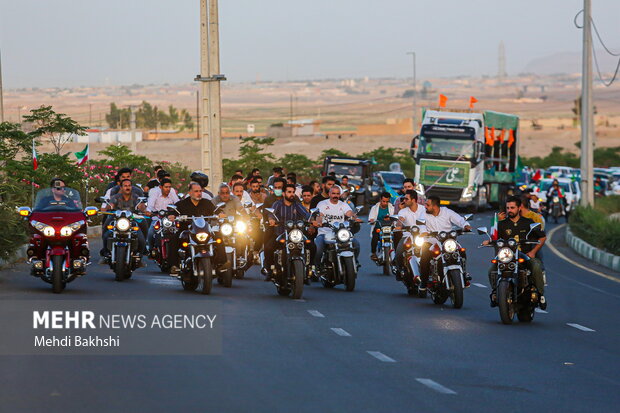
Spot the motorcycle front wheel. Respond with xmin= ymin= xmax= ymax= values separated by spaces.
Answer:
xmin=51 ymin=255 xmax=65 ymax=294
xmin=498 ymin=281 xmax=515 ymax=324
xmin=291 ymin=260 xmax=305 ymax=299
xmin=449 ymin=269 xmax=464 ymax=309
xmin=382 ymin=247 xmax=390 ymax=276
xmin=114 ymin=245 xmax=129 ymax=282
xmin=198 ymin=258 xmax=213 ymax=295
xmin=343 ymin=257 xmax=356 ymax=292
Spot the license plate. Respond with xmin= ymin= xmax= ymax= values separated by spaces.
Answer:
xmin=440 ymin=200 xmax=450 ymax=205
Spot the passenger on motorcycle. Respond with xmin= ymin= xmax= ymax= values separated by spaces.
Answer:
xmin=486 ymin=196 xmax=547 ymax=310
xmin=368 ymin=192 xmax=394 ymax=261
xmin=232 ymin=181 xmax=253 ymax=206
xmin=310 ymin=176 xmax=336 ymax=209
xmin=393 ymin=178 xmax=416 ymax=213
xmin=394 ymin=190 xmax=426 ymax=271
xmin=190 ymin=171 xmax=213 ymax=200
xmin=419 ymin=196 xmax=471 ymax=291
xmin=168 ymin=182 xmax=226 ymax=275
xmin=212 ymin=183 xmax=245 ymax=217
xmin=301 ymin=186 xmax=314 ymax=212
xmin=314 ymin=186 xmax=362 ymax=269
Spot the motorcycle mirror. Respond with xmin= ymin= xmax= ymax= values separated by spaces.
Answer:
xmin=95 ymin=196 xmax=104 ymax=203
xmin=178 ymin=192 xmax=185 ymax=198
xmin=17 ymin=206 xmax=32 ymax=217
xmin=228 ymin=216 xmax=234 ymax=222
xmin=84 ymin=206 xmax=99 ymax=216
xmin=138 ymin=197 xmax=148 ymax=203
xmin=243 ymin=202 xmax=252 ymax=208
xmin=355 ymin=206 xmax=363 ymax=213
xmin=477 ymin=226 xmax=488 ymax=235
xmin=255 ymin=203 xmax=264 ymax=209
xmin=265 ymin=208 xmax=275 ymax=215
xmin=529 ymin=222 xmax=541 ymax=231
xmin=463 ymin=214 xmax=473 ymax=221
xmin=416 ymin=219 xmax=426 ymax=226
xmin=214 ymin=202 xmax=226 ymax=211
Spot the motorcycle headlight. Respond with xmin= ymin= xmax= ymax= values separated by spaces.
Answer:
xmin=443 ymin=239 xmax=458 ymax=253
xmin=414 ymin=236 xmax=425 ymax=247
xmin=195 ymin=232 xmax=209 ymax=242
xmin=235 ymin=220 xmax=247 ymax=234
xmin=116 ymin=218 xmax=131 ymax=231
xmin=162 ymin=218 xmax=173 ymax=228
xmin=336 ymin=229 xmax=351 ymax=242
xmin=42 ymin=226 xmax=55 ymax=237
xmin=289 ymin=229 xmax=303 ymax=243
xmin=221 ymin=223 xmax=233 ymax=236
xmin=498 ymin=247 xmax=514 ymax=263
xmin=553 ymin=197 xmax=559 ymax=202
xmin=60 ymin=226 xmax=73 ymax=237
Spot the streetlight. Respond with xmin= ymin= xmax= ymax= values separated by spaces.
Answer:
xmin=406 ymin=51 xmax=417 ymax=133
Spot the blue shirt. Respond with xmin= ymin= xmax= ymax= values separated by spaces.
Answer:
xmin=272 ymin=200 xmax=310 ymax=235
xmin=374 ymin=206 xmax=390 ymax=228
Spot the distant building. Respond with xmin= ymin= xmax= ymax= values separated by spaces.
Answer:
xmin=267 ymin=119 xmax=321 ymax=138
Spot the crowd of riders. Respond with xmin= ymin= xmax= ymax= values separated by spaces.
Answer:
xmin=92 ymin=163 xmax=547 ymax=308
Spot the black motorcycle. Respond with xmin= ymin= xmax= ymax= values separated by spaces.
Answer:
xmin=418 ymin=216 xmax=472 ymax=308
xmin=372 ymin=220 xmax=395 ymax=276
xmin=175 ymin=215 xmax=219 ymax=294
xmin=213 ymin=216 xmax=237 ymax=287
xmin=478 ymin=224 xmax=543 ymax=324
xmin=391 ymin=222 xmax=424 ymax=296
xmin=265 ymin=209 xmax=311 ymax=299
xmin=318 ymin=209 xmax=361 ymax=291
xmin=150 ymin=210 xmax=179 ymax=273
xmin=104 ymin=209 xmax=146 ymax=281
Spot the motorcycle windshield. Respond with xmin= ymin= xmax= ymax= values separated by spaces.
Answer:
xmin=33 ymin=187 xmax=83 ymax=212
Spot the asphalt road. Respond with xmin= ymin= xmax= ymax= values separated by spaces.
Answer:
xmin=1 ymin=211 xmax=619 ymax=413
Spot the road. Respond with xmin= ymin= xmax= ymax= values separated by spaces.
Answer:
xmin=1 ymin=212 xmax=619 ymax=412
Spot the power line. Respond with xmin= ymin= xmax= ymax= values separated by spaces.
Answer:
xmin=574 ymin=9 xmax=620 ymax=86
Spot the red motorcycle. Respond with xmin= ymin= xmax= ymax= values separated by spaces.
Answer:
xmin=18 ymin=186 xmax=98 ymax=293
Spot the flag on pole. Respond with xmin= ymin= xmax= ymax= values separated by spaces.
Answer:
xmin=74 ymin=144 xmax=89 ymax=166
xmin=438 ymin=94 xmax=448 ymax=108
xmin=490 ymin=212 xmax=499 ymax=241
xmin=469 ymin=96 xmax=478 ymax=109
xmin=32 ymin=140 xmax=38 ymax=171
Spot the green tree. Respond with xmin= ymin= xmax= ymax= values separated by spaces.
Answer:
xmin=223 ymin=136 xmax=277 ymax=178
xmin=23 ymin=105 xmax=87 ymax=154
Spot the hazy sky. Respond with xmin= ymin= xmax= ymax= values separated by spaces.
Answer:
xmin=1 ymin=0 xmax=619 ymax=88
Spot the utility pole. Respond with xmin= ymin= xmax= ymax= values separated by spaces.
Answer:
xmin=580 ymin=0 xmax=594 ymax=206
xmin=130 ymin=106 xmax=137 ymax=153
xmin=196 ymin=0 xmax=226 ymax=189
xmin=196 ymin=90 xmax=200 ymax=139
xmin=406 ymin=51 xmax=417 ymax=132
xmin=0 ymin=49 xmax=4 ymax=123
xmin=89 ymin=103 xmax=92 ymax=127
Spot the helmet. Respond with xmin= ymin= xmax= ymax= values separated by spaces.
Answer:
xmin=190 ymin=171 xmax=209 ymax=189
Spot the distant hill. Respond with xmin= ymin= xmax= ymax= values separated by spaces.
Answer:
xmin=522 ymin=50 xmax=619 ymax=75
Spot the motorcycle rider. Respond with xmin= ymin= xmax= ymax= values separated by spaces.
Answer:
xmin=267 ymin=166 xmax=284 ymax=187
xmin=144 ymin=165 xmax=163 ymax=195
xmin=146 ymin=177 xmax=179 ymax=251
xmin=248 ymin=177 xmax=267 ymax=205
xmin=368 ymin=192 xmax=394 ymax=261
xmin=301 ymin=186 xmax=314 ymax=212
xmin=314 ymin=185 xmax=362 ymax=270
xmin=105 ymin=167 xmax=144 ymax=198
xmin=309 ymin=180 xmax=321 ymax=196
xmin=212 ymin=183 xmax=245 ymax=217
xmin=310 ymin=175 xmax=336 ymax=209
xmin=486 ymin=196 xmax=547 ymax=310
xmin=232 ymin=181 xmax=253 ymax=206
xmin=101 ymin=179 xmax=147 ymax=260
xmin=418 ymin=195 xmax=471 ymax=291
xmin=264 ymin=184 xmax=315 ymax=280
xmin=545 ymin=179 xmax=566 ymax=212
xmin=36 ymin=178 xmax=80 ymax=209
xmin=261 ymin=177 xmax=285 ymax=278
xmin=394 ymin=190 xmax=426 ymax=276
xmin=168 ymin=182 xmax=225 ymax=275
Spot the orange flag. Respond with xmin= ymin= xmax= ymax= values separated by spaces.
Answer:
xmin=508 ymin=129 xmax=515 ymax=147
xmin=484 ymin=127 xmax=494 ymax=146
xmin=438 ymin=94 xmax=448 ymax=108
xmin=469 ymin=96 xmax=478 ymax=109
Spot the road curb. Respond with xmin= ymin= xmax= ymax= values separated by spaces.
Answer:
xmin=0 ymin=226 xmax=102 ymax=270
xmin=565 ymin=226 xmax=620 ymax=272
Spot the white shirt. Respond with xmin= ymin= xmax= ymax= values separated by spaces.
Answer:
xmin=317 ymin=199 xmax=352 ymax=237
xmin=147 ymin=189 xmax=179 ymax=212
xmin=424 ymin=207 xmax=467 ymax=233
xmin=397 ymin=205 xmax=427 ymax=234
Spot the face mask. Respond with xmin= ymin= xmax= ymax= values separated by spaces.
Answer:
xmin=274 ymin=189 xmax=283 ymax=197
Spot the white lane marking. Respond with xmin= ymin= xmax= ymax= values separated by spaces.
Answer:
xmin=293 ymin=299 xmax=306 ymax=302
xmin=567 ymin=323 xmax=596 ymax=332
xmin=307 ymin=310 xmax=325 ymax=318
xmin=148 ymin=278 xmax=178 ymax=285
xmin=367 ymin=351 xmax=396 ymax=362
xmin=535 ymin=308 xmax=548 ymax=314
xmin=472 ymin=283 xmax=487 ymax=288
xmin=415 ymin=378 xmax=457 ymax=395
xmin=546 ymin=224 xmax=620 ymax=284
xmin=330 ymin=328 xmax=351 ymax=337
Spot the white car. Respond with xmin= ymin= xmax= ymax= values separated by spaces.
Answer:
xmin=535 ymin=178 xmax=579 ymax=212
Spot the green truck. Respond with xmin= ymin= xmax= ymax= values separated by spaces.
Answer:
xmin=411 ymin=108 xmax=520 ymax=210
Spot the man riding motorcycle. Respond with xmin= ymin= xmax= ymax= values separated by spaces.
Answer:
xmin=101 ymin=179 xmax=147 ymax=260
xmin=310 ymin=176 xmax=336 ymax=209
xmin=394 ymin=190 xmax=426 ymax=276
xmin=146 ymin=177 xmax=179 ymax=251
xmin=393 ymin=178 xmax=416 ymax=213
xmin=418 ymin=195 xmax=471 ymax=291
xmin=168 ymin=182 xmax=226 ymax=275
xmin=368 ymin=192 xmax=394 ymax=261
xmin=545 ymin=179 xmax=566 ymax=211
xmin=486 ymin=196 xmax=547 ymax=310
xmin=212 ymin=183 xmax=244 ymax=217
xmin=190 ymin=171 xmax=213 ymax=200
xmin=261 ymin=177 xmax=286 ymax=278
xmin=314 ymin=185 xmax=362 ymax=270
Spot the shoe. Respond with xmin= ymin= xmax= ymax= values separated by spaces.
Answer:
xmin=370 ymin=253 xmax=378 ymax=261
xmin=490 ymin=291 xmax=498 ymax=308
xmin=413 ymin=275 xmax=421 ymax=285
xmin=465 ymin=280 xmax=471 ymax=288
xmin=169 ymin=265 xmax=180 ymax=276
xmin=465 ymin=272 xmax=472 ymax=281
xmin=539 ymin=295 xmax=547 ymax=311
xmin=263 ymin=271 xmax=274 ymax=282
xmin=395 ymin=268 xmax=403 ymax=281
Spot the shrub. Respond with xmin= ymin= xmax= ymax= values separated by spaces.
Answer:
xmin=569 ymin=196 xmax=620 ymax=255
